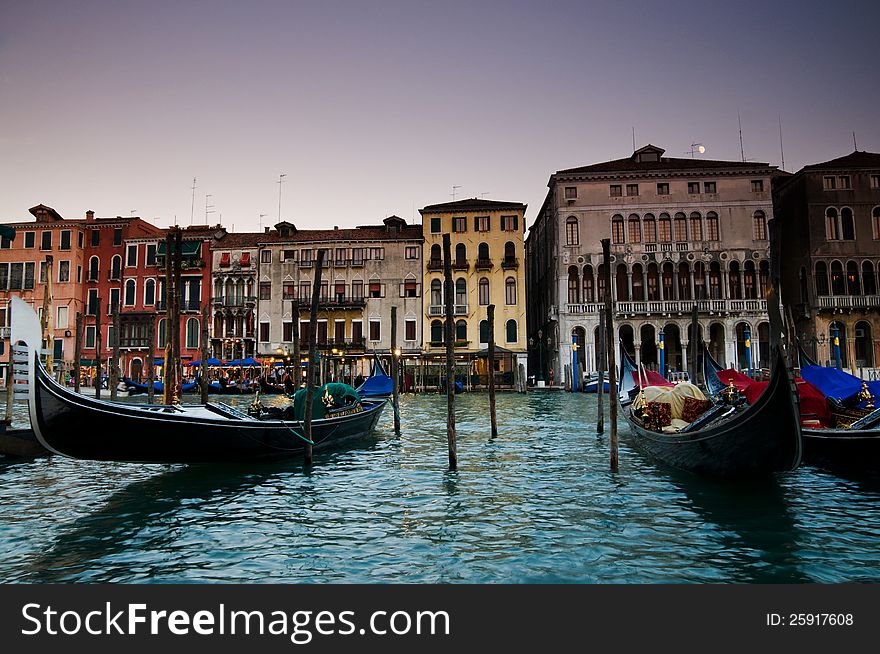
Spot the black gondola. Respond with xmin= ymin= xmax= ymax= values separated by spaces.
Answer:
xmin=27 ymin=359 xmax=387 ymax=463
xmin=795 ymin=342 xmax=880 ymax=470
xmin=622 ymin=346 xmax=802 ymax=477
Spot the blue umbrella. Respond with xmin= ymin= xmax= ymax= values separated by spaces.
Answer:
xmin=224 ymin=359 xmax=241 ymax=367
xmin=240 ymin=357 xmax=262 ymax=366
xmin=187 ymin=357 xmax=222 ymax=367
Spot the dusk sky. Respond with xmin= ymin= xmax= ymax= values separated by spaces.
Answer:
xmin=2 ymin=0 xmax=878 ymax=232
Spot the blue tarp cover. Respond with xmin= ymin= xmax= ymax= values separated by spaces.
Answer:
xmin=357 ymin=373 xmax=393 ymax=398
xmin=800 ymin=365 xmax=880 ymax=406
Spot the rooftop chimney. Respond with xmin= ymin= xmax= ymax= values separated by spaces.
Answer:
xmin=264 ymin=227 xmax=269 ymax=234
xmin=86 ymin=210 xmax=95 ymax=221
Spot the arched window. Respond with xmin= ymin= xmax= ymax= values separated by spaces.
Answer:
xmin=706 ymin=212 xmax=719 ymax=241
xmin=157 ymin=318 xmax=167 ymax=348
xmin=479 ymin=319 xmax=489 ymax=343
xmin=479 ymin=277 xmax=490 ymax=305
xmin=454 ymin=243 xmax=466 ymax=265
xmin=124 ymin=279 xmax=136 ymax=306
xmin=815 ymin=261 xmax=829 ymax=296
xmin=744 ymin=261 xmax=757 ymax=299
xmin=709 ymin=262 xmax=722 ymax=299
xmin=753 ymin=210 xmax=767 ymax=240
xmin=674 ymin=212 xmax=687 ymax=241
xmin=504 ymin=241 xmax=515 ymax=262
xmin=758 ymin=260 xmax=769 ymax=297
xmin=430 ymin=279 xmax=442 ymax=306
xmin=690 ymin=212 xmax=703 ymax=241
xmin=827 ymin=207 xmax=840 ymax=240
xmin=662 ymin=262 xmax=675 ymax=299
xmin=431 ymin=320 xmax=443 ymax=344
xmin=841 ymin=207 xmax=855 ymax=240
xmin=628 ymin=214 xmax=641 ymax=243
xmin=694 ymin=261 xmax=706 ymax=299
xmin=846 ymin=261 xmax=860 ymax=295
xmin=455 ymin=319 xmax=467 ymax=341
xmin=110 ymin=255 xmax=122 ymax=280
xmin=186 ymin=318 xmax=200 ymax=348
xmin=616 ymin=264 xmax=629 ymax=301
xmin=729 ymin=260 xmax=742 ymax=299
xmin=873 ymin=207 xmax=880 ymax=239
xmin=643 ymin=214 xmax=657 ymax=243
xmin=632 ymin=263 xmax=644 ymax=301
xmin=863 ymin=261 xmax=876 ymax=296
xmin=568 ymin=265 xmax=580 ymax=304
xmin=597 ymin=264 xmax=606 ymax=301
xmin=565 ymin=216 xmax=579 ymax=245
xmin=583 ymin=265 xmax=595 ymax=302
xmin=88 ymin=256 xmax=99 ymax=281
xmin=455 ymin=278 xmax=467 ymax=306
xmin=678 ymin=262 xmax=691 ymax=300
xmin=430 ymin=243 xmax=441 ymax=264
xmin=658 ymin=213 xmax=672 ymax=242
xmin=505 ymin=277 xmax=517 ymax=305
xmin=647 ymin=263 xmax=660 ymax=300
xmin=611 ymin=214 xmax=625 ymax=244
xmin=830 ymin=260 xmax=845 ymax=295
xmin=506 ymin=319 xmax=518 ymax=344
xmin=144 ymin=279 xmax=155 ymax=306
xmin=478 ymin=242 xmax=489 ymax=262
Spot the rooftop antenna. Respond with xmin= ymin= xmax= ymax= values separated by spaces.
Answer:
xmin=481 ymin=192 xmax=490 ymax=198
xmin=189 ymin=177 xmax=197 ymax=225
xmin=278 ymin=173 xmax=287 ymax=222
xmin=689 ymin=143 xmax=706 ymax=158
xmin=259 ymin=213 xmax=267 ymax=232
xmin=738 ymin=110 xmax=746 ymax=162
xmin=778 ymin=115 xmax=786 ymax=170
xmin=451 ymin=185 xmax=462 ymax=201
xmin=632 ymin=127 xmax=636 ymax=151
xmin=205 ymin=194 xmax=215 ymax=224
xmin=853 ymin=131 xmax=859 ymax=151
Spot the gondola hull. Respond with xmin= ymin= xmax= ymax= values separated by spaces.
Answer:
xmin=624 ymin=349 xmax=802 ymax=477
xmin=31 ymin=361 xmax=387 ymax=464
xmin=802 ymin=428 xmax=880 ymax=469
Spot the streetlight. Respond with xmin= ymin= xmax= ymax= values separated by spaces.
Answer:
xmin=744 ymin=324 xmax=752 ymax=378
xmin=831 ymin=322 xmax=842 ymax=370
xmin=537 ymin=329 xmax=544 ymax=383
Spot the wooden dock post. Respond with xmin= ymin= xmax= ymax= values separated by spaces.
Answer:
xmin=5 ymin=362 xmax=13 ymax=423
xmin=146 ymin=314 xmax=155 ymax=404
xmin=110 ymin=303 xmax=120 ymax=400
xmin=602 ymin=238 xmax=618 ymax=471
xmin=303 ymin=248 xmax=325 ymax=466
xmin=487 ymin=304 xmax=498 ymax=438
xmin=73 ymin=312 xmax=83 ymax=394
xmin=689 ymin=302 xmax=699 ymax=384
xmin=291 ymin=300 xmax=300 ymax=390
xmin=171 ymin=228 xmax=183 ymax=402
xmin=391 ymin=305 xmax=401 ymax=432
xmin=200 ymin=304 xmax=209 ymax=404
xmin=596 ymin=308 xmax=605 ymax=435
xmin=443 ymin=233 xmax=457 ymax=469
xmin=95 ymin=297 xmax=102 ymax=400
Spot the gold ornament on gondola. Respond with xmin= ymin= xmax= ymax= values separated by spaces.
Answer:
xmin=322 ymin=387 xmax=335 ymax=408
xmin=858 ymin=381 xmax=875 ymax=410
xmin=723 ymin=380 xmax=738 ymax=403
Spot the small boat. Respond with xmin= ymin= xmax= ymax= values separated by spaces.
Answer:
xmin=795 ymin=343 xmax=880 ymax=470
xmin=356 ymin=354 xmax=394 ymax=400
xmin=620 ymin=333 xmax=802 ymax=477
xmin=583 ymin=372 xmax=610 ymax=393
xmin=11 ymin=297 xmax=386 ymax=464
xmin=124 ymin=378 xmax=200 ymax=395
xmin=258 ymin=376 xmax=296 ymax=395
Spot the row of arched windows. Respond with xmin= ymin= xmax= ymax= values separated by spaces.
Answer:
xmin=566 ymin=259 xmax=769 ymax=303
xmin=565 ymin=211 xmax=742 ymax=246
xmin=429 ymin=242 xmax=518 ymax=263
xmin=122 ymin=278 xmax=157 ymax=306
xmin=813 ymin=260 xmax=880 ymax=297
xmin=87 ymin=255 xmax=123 ymax=281
xmin=429 ymin=319 xmax=518 ymax=344
xmin=153 ymin=317 xmax=201 ymax=349
xmin=429 ymin=277 xmax=518 ymax=306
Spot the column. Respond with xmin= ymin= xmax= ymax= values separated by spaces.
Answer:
xmin=634 ymin=340 xmax=642 ymax=368
xmin=627 ymin=272 xmax=633 ymax=303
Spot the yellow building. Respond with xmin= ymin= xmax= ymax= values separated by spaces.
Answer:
xmin=419 ymin=198 xmax=528 ymax=388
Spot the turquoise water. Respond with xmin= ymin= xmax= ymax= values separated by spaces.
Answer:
xmin=1 ymin=391 xmax=879 ymax=583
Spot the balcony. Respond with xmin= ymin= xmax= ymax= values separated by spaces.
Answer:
xmin=299 ymin=260 xmax=314 ymax=268
xmin=334 ymin=259 xmax=348 ymax=267
xmin=475 ymin=259 xmax=494 ymax=271
xmin=428 ymin=305 xmax=444 ymax=316
xmin=296 ymin=298 xmax=366 ymax=311
xmin=350 ymin=259 xmax=364 ymax=268
xmin=454 ymin=304 xmax=468 ymax=316
xmin=452 ymin=261 xmax=469 ymax=272
xmin=427 ymin=259 xmax=443 ymax=271
xmin=108 ymin=270 xmax=122 ymax=281
xmin=501 ymin=258 xmax=519 ymax=270
xmin=675 ymin=242 xmax=689 ymax=252
xmin=156 ymin=299 xmax=203 ymax=312
xmin=817 ymin=295 xmax=880 ymax=310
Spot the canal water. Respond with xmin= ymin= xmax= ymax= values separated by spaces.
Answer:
xmin=1 ymin=390 xmax=879 ymax=583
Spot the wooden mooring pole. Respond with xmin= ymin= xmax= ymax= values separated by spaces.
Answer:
xmin=73 ymin=311 xmax=82 ymax=394
xmin=200 ymin=304 xmax=209 ymax=404
xmin=391 ymin=305 xmax=400 ymax=432
xmin=602 ymin=238 xmax=618 ymax=471
xmin=596 ymin=307 xmax=605 ymax=435
xmin=292 ymin=300 xmax=300 ymax=389
xmin=303 ymin=247 xmax=325 ymax=466
xmin=146 ymin=314 xmax=155 ymax=404
xmin=110 ymin=302 xmax=120 ymax=400
xmin=95 ymin=297 xmax=102 ymax=400
xmin=443 ymin=233 xmax=457 ymax=469
xmin=487 ymin=304 xmax=498 ymax=437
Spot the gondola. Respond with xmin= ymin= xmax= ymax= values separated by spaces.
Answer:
xmin=123 ymin=378 xmax=200 ymax=395
xmin=258 ymin=376 xmax=296 ymax=395
xmin=622 ymin=344 xmax=801 ymax=477
xmin=356 ymin=354 xmax=394 ymax=400
xmin=795 ymin=343 xmax=880 ymax=469
xmin=0 ymin=423 xmax=48 ymax=458
xmin=11 ymin=297 xmax=387 ymax=464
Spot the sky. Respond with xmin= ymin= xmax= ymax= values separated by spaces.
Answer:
xmin=2 ymin=0 xmax=878 ymax=233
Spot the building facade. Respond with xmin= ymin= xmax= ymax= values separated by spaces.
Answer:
xmin=775 ymin=150 xmax=880 ymax=369
xmin=420 ymin=199 xmax=528 ymax=386
xmin=527 ymin=145 xmax=780 ymax=385
xmin=254 ymin=216 xmax=424 ymax=381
